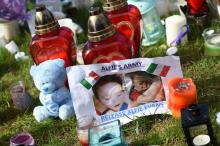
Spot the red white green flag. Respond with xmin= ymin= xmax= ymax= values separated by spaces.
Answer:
xmin=80 ymin=71 xmax=100 ymax=90
xmin=146 ymin=63 xmax=170 ymax=77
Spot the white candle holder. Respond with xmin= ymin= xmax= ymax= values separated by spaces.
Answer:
xmin=0 ymin=34 xmax=7 ymax=47
xmin=15 ymin=52 xmax=29 ymax=61
xmin=0 ymin=20 xmax=19 ymax=41
xmin=166 ymin=46 xmax=179 ymax=56
xmin=5 ymin=41 xmax=19 ymax=54
xmin=165 ymin=15 xmax=187 ymax=47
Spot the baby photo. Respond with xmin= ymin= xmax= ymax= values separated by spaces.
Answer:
xmin=92 ymin=74 xmax=131 ymax=115
xmin=126 ymin=71 xmax=165 ymax=106
xmin=92 ymin=71 xmax=165 ymax=115
xmin=67 ymin=57 xmax=181 ymax=125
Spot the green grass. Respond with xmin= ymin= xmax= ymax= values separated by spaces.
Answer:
xmin=1 ymin=2 xmax=220 ymax=146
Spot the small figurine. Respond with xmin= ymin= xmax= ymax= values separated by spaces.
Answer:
xmin=30 ymin=59 xmax=74 ymax=122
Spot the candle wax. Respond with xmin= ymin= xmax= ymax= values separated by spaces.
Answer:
xmin=193 ymin=135 xmax=210 ymax=146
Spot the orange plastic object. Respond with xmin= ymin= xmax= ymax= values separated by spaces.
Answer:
xmin=168 ymin=77 xmax=198 ymax=118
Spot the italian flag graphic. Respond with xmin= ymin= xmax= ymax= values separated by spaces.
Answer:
xmin=146 ymin=63 xmax=170 ymax=77
xmin=80 ymin=71 xmax=100 ymax=90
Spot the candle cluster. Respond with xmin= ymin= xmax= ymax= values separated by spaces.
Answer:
xmin=24 ymin=0 xmax=220 ymax=145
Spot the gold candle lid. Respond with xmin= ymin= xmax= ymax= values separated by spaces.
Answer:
xmin=88 ymin=7 xmax=116 ymax=42
xmin=35 ymin=4 xmax=59 ymax=35
xmin=103 ymin=0 xmax=127 ymax=12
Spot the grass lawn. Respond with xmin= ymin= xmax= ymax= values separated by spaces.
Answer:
xmin=1 ymin=2 xmax=220 ymax=146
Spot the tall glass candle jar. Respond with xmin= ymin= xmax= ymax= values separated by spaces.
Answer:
xmin=103 ymin=0 xmax=141 ymax=57
xmin=29 ymin=5 xmax=76 ymax=68
xmin=128 ymin=0 xmax=164 ymax=46
xmin=82 ymin=7 xmax=132 ymax=64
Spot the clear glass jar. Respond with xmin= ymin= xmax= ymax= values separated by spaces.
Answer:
xmin=128 ymin=0 xmax=164 ymax=46
xmin=203 ymin=28 xmax=220 ymax=56
xmin=89 ymin=120 xmax=127 ymax=146
xmin=141 ymin=0 xmax=164 ymax=46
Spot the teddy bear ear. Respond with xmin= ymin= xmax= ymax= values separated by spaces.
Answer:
xmin=30 ymin=64 xmax=37 ymax=77
xmin=54 ymin=59 xmax=65 ymax=68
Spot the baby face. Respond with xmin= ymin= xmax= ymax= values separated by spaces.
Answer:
xmin=97 ymin=82 xmax=127 ymax=112
xmin=133 ymin=76 xmax=150 ymax=92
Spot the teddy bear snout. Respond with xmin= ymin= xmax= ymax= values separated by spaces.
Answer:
xmin=41 ymin=83 xmax=55 ymax=93
xmin=42 ymin=86 xmax=48 ymax=92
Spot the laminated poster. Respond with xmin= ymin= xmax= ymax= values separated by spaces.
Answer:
xmin=67 ymin=56 xmax=183 ymax=125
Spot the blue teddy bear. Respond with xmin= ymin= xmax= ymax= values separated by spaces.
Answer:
xmin=30 ymin=59 xmax=74 ymax=122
